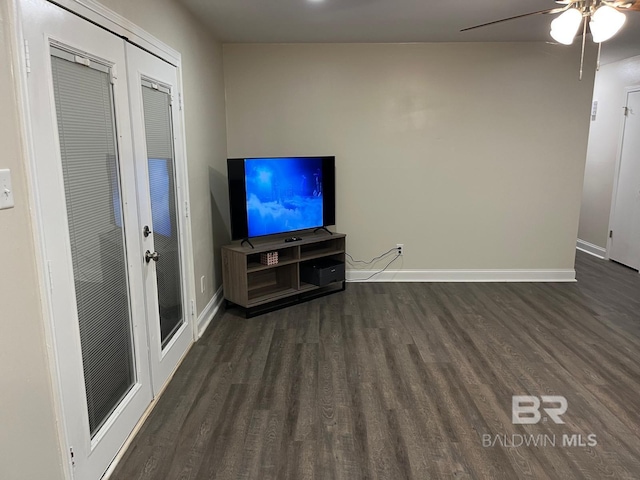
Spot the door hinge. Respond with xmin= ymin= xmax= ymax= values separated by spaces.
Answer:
xmin=69 ymin=447 xmax=75 ymax=467
xmin=609 ymin=230 xmax=613 ymax=238
xmin=184 ymin=201 xmax=190 ymax=218
xmin=178 ymin=92 xmax=183 ymax=111
xmin=24 ymin=39 xmax=31 ymax=75
xmin=191 ymin=299 xmax=196 ymax=317
xmin=623 ymin=106 xmax=630 ymax=116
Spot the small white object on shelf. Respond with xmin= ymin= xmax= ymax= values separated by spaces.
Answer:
xmin=260 ymin=251 xmax=279 ymax=266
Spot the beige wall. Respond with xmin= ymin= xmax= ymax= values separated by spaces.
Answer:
xmin=578 ymin=55 xmax=640 ymax=249
xmin=224 ymin=43 xmax=595 ymax=271
xmin=0 ymin=4 xmax=65 ymax=479
xmin=100 ymin=0 xmax=229 ymax=311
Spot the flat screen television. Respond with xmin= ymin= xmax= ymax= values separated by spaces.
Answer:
xmin=227 ymin=156 xmax=335 ymax=240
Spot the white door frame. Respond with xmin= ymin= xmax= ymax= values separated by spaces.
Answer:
xmin=605 ymin=85 xmax=640 ymax=271
xmin=8 ymin=0 xmax=197 ymax=476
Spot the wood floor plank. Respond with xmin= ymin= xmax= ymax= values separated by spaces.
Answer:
xmin=195 ymin=383 xmax=261 ymax=480
xmin=236 ymin=409 xmax=269 ymax=480
xmin=110 ymin=251 xmax=640 ymax=480
xmin=258 ymin=410 xmax=286 ymax=480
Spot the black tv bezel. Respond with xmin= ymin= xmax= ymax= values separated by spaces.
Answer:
xmin=227 ymin=156 xmax=336 ymax=241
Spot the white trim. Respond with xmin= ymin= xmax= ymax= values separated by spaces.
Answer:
xmin=197 ymin=286 xmax=225 ymax=339
xmin=51 ymin=0 xmax=180 ymax=65
xmin=7 ymin=1 xmax=73 ymax=476
xmin=576 ymin=239 xmax=606 ymax=259
xmin=174 ymin=69 xmax=198 ymax=344
xmin=346 ymin=269 xmax=576 ymax=282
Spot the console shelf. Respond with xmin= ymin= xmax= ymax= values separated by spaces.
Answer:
xmin=222 ymin=232 xmax=346 ymax=316
xmin=299 ymin=248 xmax=345 ymax=262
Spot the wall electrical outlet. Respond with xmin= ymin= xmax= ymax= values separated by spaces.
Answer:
xmin=200 ymin=275 xmax=206 ymax=294
xmin=396 ymin=244 xmax=404 ymax=256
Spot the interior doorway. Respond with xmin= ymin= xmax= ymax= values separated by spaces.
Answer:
xmin=608 ymin=88 xmax=640 ymax=271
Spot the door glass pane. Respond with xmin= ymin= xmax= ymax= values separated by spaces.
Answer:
xmin=141 ymin=85 xmax=183 ymax=347
xmin=51 ymin=50 xmax=135 ymax=436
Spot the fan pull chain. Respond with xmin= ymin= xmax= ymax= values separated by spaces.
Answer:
xmin=579 ymin=14 xmax=588 ymax=80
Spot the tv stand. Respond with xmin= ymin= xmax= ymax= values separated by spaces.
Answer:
xmin=313 ymin=226 xmax=333 ymax=235
xmin=222 ymin=232 xmax=346 ymax=317
xmin=240 ymin=238 xmax=254 ymax=249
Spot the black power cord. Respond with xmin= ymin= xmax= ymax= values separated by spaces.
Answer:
xmin=346 ymin=247 xmax=397 ymax=265
xmin=348 ymin=252 xmax=401 ymax=281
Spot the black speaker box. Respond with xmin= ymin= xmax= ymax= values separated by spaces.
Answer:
xmin=300 ymin=258 xmax=345 ymax=287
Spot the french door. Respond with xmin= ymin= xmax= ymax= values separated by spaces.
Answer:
xmin=126 ymin=44 xmax=192 ymax=392
xmin=22 ymin=1 xmax=192 ymax=478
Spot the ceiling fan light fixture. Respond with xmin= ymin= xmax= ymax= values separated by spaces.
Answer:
xmin=590 ymin=5 xmax=627 ymax=43
xmin=550 ymin=8 xmax=583 ymax=45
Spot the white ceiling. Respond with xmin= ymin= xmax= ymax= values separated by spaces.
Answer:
xmin=179 ymin=0 xmax=640 ymax=64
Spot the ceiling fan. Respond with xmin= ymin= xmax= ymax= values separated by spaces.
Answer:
xmin=461 ymin=1 xmax=640 ymax=79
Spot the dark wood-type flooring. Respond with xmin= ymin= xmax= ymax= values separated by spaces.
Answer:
xmin=111 ymin=251 xmax=640 ymax=479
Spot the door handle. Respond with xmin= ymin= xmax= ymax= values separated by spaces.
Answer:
xmin=143 ymin=225 xmax=152 ymax=238
xmin=145 ymin=250 xmax=160 ymax=263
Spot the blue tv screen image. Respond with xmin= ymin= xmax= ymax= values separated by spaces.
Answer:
xmin=148 ymin=158 xmax=172 ymax=237
xmin=112 ymin=158 xmax=172 ymax=237
xmin=245 ymin=157 xmax=324 ymax=237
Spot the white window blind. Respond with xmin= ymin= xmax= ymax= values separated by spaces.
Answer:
xmin=51 ymin=48 xmax=136 ymax=436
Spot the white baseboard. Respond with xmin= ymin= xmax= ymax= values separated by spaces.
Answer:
xmin=346 ymin=269 xmax=576 ymax=283
xmin=576 ymin=239 xmax=606 ymax=259
xmin=197 ymin=286 xmax=224 ymax=338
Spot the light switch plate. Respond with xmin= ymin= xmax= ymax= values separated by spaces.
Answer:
xmin=0 ymin=169 xmax=15 ymax=210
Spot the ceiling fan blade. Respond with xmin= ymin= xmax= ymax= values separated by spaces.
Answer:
xmin=460 ymin=8 xmax=560 ymax=32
